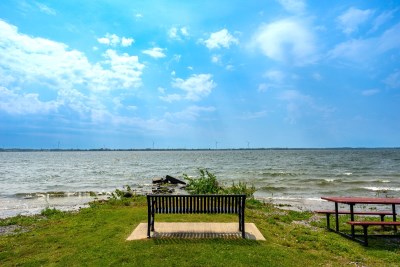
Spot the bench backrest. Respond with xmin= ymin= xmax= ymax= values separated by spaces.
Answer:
xmin=147 ymin=194 xmax=246 ymax=214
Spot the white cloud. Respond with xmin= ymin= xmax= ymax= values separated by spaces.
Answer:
xmin=264 ymin=70 xmax=285 ymax=83
xmin=172 ymin=74 xmax=216 ymax=101
xmin=278 ymin=90 xmax=334 ymax=123
xmin=204 ymin=29 xmax=239 ymax=49
xmin=0 ymin=86 xmax=59 ymax=115
xmin=337 ymin=7 xmax=374 ymax=35
xmin=211 ymin=54 xmax=221 ymax=64
xmin=251 ymin=18 xmax=317 ymax=65
xmin=142 ymin=47 xmax=166 ymax=58
xmin=36 ymin=3 xmax=56 ymax=15
xmin=328 ymin=38 xmax=373 ymax=62
xmin=165 ymin=105 xmax=216 ymax=120
xmin=362 ymin=89 xmax=380 ymax=96
xmin=276 ymin=0 xmax=305 ymax=14
xmin=126 ymin=105 xmax=138 ymax=111
xmin=121 ymin=37 xmax=134 ymax=47
xmin=226 ymin=65 xmax=234 ymax=71
xmin=328 ymin=23 xmax=400 ymax=63
xmin=97 ymin=33 xmax=134 ymax=47
xmin=159 ymin=94 xmax=182 ymax=103
xmin=168 ymin=27 xmax=189 ymax=40
xmin=158 ymin=87 xmax=166 ymax=94
xmin=0 ymin=19 xmax=144 ymax=116
xmin=180 ymin=27 xmax=189 ymax=37
xmin=312 ymin=72 xmax=322 ymax=81
xmin=99 ymin=49 xmax=144 ymax=90
xmin=385 ymin=70 xmax=400 ymax=89
xmin=239 ymin=110 xmax=268 ymax=120
xmin=371 ymin=10 xmax=395 ymax=32
xmin=258 ymin=83 xmax=269 ymax=92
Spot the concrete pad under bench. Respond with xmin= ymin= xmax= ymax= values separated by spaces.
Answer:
xmin=127 ymin=222 xmax=266 ymax=241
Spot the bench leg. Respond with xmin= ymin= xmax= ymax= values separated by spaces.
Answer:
xmin=241 ymin=214 xmax=245 ymax=239
xmin=151 ymin=214 xmax=155 ymax=231
xmin=239 ymin=210 xmax=245 ymax=238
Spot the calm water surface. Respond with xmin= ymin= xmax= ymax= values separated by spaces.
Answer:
xmin=1 ymin=149 xmax=400 ymax=217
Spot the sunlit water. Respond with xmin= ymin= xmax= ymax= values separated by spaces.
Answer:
xmin=1 ymin=149 xmax=400 ymax=217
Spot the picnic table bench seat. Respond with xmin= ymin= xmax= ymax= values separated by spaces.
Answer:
xmin=147 ymin=194 xmax=246 ymax=238
xmin=347 ymin=221 xmax=400 ymax=245
xmin=316 ymin=210 xmax=396 ymax=230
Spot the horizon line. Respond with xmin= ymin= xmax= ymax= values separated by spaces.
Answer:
xmin=1 ymin=147 xmax=399 ymax=152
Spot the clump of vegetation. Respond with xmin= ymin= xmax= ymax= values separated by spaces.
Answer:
xmin=109 ymin=185 xmax=137 ymax=206
xmin=223 ymin=181 xmax=256 ymax=198
xmin=183 ymin=168 xmax=256 ymax=198
xmin=183 ymin=168 xmax=222 ymax=194
xmin=40 ymin=207 xmax=64 ymax=217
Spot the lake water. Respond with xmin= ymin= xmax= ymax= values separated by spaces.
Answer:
xmin=1 ymin=149 xmax=400 ymax=218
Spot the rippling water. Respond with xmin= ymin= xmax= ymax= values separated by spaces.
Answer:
xmin=1 ymin=149 xmax=400 ymax=217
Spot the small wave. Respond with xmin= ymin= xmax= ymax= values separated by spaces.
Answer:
xmin=376 ymin=180 xmax=391 ymax=183
xmin=363 ymin=187 xmax=400 ymax=192
xmin=15 ymin=191 xmax=111 ymax=199
xmin=259 ymin=186 xmax=288 ymax=192
xmin=260 ymin=171 xmax=302 ymax=177
xmin=343 ymin=172 xmax=352 ymax=176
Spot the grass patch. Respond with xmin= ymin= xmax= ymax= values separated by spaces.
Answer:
xmin=1 ymin=197 xmax=399 ymax=266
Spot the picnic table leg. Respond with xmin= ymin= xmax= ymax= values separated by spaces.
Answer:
xmin=350 ymin=204 xmax=355 ymax=238
xmin=335 ymin=202 xmax=339 ymax=232
xmin=393 ymin=204 xmax=397 ymax=233
xmin=362 ymin=225 xmax=369 ymax=246
xmin=326 ymin=213 xmax=330 ymax=230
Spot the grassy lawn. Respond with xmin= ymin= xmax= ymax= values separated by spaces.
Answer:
xmin=1 ymin=197 xmax=399 ymax=266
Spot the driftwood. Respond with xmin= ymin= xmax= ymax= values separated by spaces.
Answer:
xmin=152 ymin=175 xmax=186 ymax=194
xmin=152 ymin=175 xmax=186 ymax=185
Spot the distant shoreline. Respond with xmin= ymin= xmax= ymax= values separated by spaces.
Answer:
xmin=1 ymin=147 xmax=399 ymax=152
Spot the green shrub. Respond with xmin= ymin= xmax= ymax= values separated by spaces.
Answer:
xmin=183 ymin=168 xmax=256 ymax=198
xmin=183 ymin=168 xmax=223 ymax=194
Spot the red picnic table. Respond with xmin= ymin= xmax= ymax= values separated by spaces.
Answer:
xmin=320 ymin=196 xmax=400 ymax=245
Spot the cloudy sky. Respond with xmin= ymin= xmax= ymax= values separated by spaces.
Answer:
xmin=0 ymin=0 xmax=399 ymax=149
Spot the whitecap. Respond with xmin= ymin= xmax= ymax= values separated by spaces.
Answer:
xmin=363 ymin=186 xmax=400 ymax=192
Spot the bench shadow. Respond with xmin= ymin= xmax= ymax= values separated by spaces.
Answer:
xmin=151 ymin=232 xmax=261 ymax=246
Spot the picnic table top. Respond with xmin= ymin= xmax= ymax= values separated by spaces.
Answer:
xmin=321 ymin=196 xmax=400 ymax=205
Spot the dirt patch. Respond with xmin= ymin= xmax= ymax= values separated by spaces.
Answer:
xmin=0 ymin=225 xmax=27 ymax=236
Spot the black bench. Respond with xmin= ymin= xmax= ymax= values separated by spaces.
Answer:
xmin=347 ymin=221 xmax=400 ymax=246
xmin=147 ymin=194 xmax=246 ymax=238
xmin=316 ymin=210 xmax=395 ymax=230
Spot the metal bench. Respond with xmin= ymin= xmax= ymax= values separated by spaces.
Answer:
xmin=316 ymin=210 xmax=395 ymax=230
xmin=147 ymin=194 xmax=246 ymax=238
xmin=347 ymin=221 xmax=400 ymax=245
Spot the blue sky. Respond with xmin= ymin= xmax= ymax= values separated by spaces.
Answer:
xmin=0 ymin=0 xmax=400 ymax=149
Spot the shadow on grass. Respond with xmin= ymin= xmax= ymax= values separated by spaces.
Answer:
xmin=151 ymin=233 xmax=261 ymax=246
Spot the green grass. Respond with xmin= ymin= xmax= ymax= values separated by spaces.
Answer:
xmin=1 ymin=197 xmax=399 ymax=266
